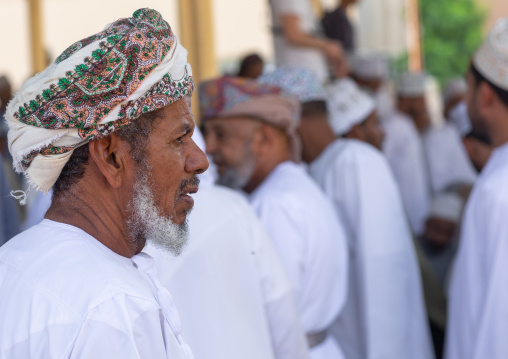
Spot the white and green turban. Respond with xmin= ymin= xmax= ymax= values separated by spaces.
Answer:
xmin=5 ymin=8 xmax=193 ymax=193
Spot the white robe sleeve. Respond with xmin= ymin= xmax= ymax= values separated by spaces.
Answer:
xmin=383 ymin=116 xmax=430 ymax=235
xmin=251 ymin=214 xmax=310 ymax=359
xmin=70 ymin=294 xmax=185 ymax=359
xmin=446 ymin=181 xmax=508 ymax=359
xmin=253 ymin=198 xmax=306 ymax=298
xmin=324 ymin=143 xmax=433 ymax=359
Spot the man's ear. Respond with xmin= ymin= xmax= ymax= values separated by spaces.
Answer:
xmin=345 ymin=124 xmax=363 ymax=141
xmin=477 ymin=81 xmax=496 ymax=117
xmin=88 ymin=133 xmax=132 ymax=188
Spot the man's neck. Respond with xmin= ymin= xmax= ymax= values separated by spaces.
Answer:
xmin=45 ymin=190 xmax=140 ymax=258
xmin=243 ymin=154 xmax=289 ymax=194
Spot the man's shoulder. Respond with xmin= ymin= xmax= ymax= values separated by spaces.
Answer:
xmin=323 ymin=139 xmax=389 ymax=170
xmin=0 ymin=220 xmax=156 ymax=317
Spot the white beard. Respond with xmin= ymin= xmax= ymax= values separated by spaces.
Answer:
xmin=127 ymin=171 xmax=189 ymax=256
xmin=216 ymin=143 xmax=257 ymax=190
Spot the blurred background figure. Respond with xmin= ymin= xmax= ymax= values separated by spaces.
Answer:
xmin=201 ymin=76 xmax=349 ymax=359
xmin=268 ymin=0 xmax=348 ymax=81
xmin=237 ymin=53 xmax=264 ymax=79
xmin=397 ymin=73 xmax=477 ymax=195
xmin=321 ymin=0 xmax=358 ymax=54
xmin=420 ymin=193 xmax=464 ymax=288
xmin=352 ymin=54 xmax=430 ymax=236
xmin=260 ymin=66 xmax=433 ymax=359
xmin=0 ymin=75 xmax=21 ymax=245
xmin=326 ymin=77 xmax=385 ymax=150
xmin=443 ymin=77 xmax=468 ymax=119
xmin=449 ymin=100 xmax=493 ymax=173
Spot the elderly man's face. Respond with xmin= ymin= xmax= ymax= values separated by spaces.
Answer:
xmin=141 ymin=99 xmax=208 ymax=225
xmin=204 ymin=116 xmax=260 ymax=190
xmin=124 ymin=98 xmax=208 ymax=255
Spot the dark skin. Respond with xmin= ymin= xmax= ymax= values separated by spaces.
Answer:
xmin=423 ymin=217 xmax=456 ymax=250
xmin=397 ymin=95 xmax=431 ymax=133
xmin=204 ymin=116 xmax=291 ymax=193
xmin=465 ymin=69 xmax=508 ymax=148
xmin=239 ymin=61 xmax=263 ymax=79
xmin=352 ymin=76 xmax=383 ymax=93
xmin=463 ymin=136 xmax=493 ymax=172
xmin=339 ymin=0 xmax=359 ymax=10
xmin=297 ymin=113 xmax=337 ymax=163
xmin=344 ymin=111 xmax=385 ymax=150
xmin=45 ymin=98 xmax=209 ymax=257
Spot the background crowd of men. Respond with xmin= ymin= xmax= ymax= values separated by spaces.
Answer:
xmin=0 ymin=1 xmax=506 ymax=359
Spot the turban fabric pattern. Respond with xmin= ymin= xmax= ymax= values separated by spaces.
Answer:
xmin=6 ymin=8 xmax=193 ymax=192
xmin=199 ymin=76 xmax=302 ymax=162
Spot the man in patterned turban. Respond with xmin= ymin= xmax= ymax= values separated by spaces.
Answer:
xmin=0 ymin=9 xmax=208 ymax=358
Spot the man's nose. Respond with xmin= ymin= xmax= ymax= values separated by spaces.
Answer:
xmin=187 ymin=140 xmax=209 ymax=175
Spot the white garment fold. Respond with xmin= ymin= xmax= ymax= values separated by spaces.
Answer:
xmin=446 ymin=142 xmax=508 ymax=359
xmin=422 ymin=123 xmax=477 ymax=194
xmin=309 ymin=139 xmax=434 ymax=359
xmin=0 ymin=220 xmax=192 ymax=358
xmin=381 ymin=111 xmax=430 ymax=235
xmin=249 ymin=161 xmax=349 ymax=359
xmin=147 ymin=185 xmax=310 ymax=359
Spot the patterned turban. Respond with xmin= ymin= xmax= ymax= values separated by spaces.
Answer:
xmin=6 ymin=8 xmax=193 ymax=193
xmin=258 ymin=66 xmax=326 ymax=103
xmin=199 ymin=76 xmax=302 ymax=162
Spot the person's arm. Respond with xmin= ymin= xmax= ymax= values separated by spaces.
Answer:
xmin=280 ymin=14 xmax=349 ymax=77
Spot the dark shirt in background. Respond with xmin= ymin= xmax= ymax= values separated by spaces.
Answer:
xmin=321 ymin=7 xmax=355 ymax=52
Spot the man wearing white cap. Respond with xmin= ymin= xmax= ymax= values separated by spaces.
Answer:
xmin=0 ymin=9 xmax=208 ymax=358
xmin=145 ymin=129 xmax=309 ymax=359
xmin=259 ymin=67 xmax=434 ymax=359
xmin=446 ymin=18 xmax=508 ymax=359
xmin=326 ymin=78 xmax=385 ymax=150
xmin=443 ymin=77 xmax=468 ymax=119
xmin=419 ymin=192 xmax=465 ymax=359
xmin=398 ymin=73 xmax=477 ymax=194
xmin=201 ymin=76 xmax=349 ymax=359
xmin=353 ymin=54 xmax=430 ymax=236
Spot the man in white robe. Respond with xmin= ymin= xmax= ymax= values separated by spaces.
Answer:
xmin=200 ymin=76 xmax=349 ymax=359
xmin=146 ymin=130 xmax=309 ymax=359
xmin=398 ymin=73 xmax=477 ymax=194
xmin=326 ymin=77 xmax=385 ymax=150
xmin=259 ymin=66 xmax=434 ymax=359
xmin=446 ymin=18 xmax=508 ymax=359
xmin=0 ymin=9 xmax=207 ymax=358
xmin=352 ymin=54 xmax=430 ymax=235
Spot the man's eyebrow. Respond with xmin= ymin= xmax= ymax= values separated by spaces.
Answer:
xmin=179 ymin=121 xmax=192 ymax=136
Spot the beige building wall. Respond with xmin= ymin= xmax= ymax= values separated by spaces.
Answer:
xmin=0 ymin=0 xmax=273 ymax=90
xmin=477 ymin=0 xmax=508 ymax=32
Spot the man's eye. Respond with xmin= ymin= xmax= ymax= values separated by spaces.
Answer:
xmin=176 ymin=136 xmax=184 ymax=144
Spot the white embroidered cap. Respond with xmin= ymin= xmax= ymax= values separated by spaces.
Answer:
xmin=326 ymin=78 xmax=376 ymax=135
xmin=474 ymin=18 xmax=508 ymax=91
xmin=397 ymin=72 xmax=426 ymax=97
xmin=352 ymin=53 xmax=390 ymax=80
xmin=443 ymin=77 xmax=468 ymax=105
xmin=429 ymin=192 xmax=464 ymax=223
